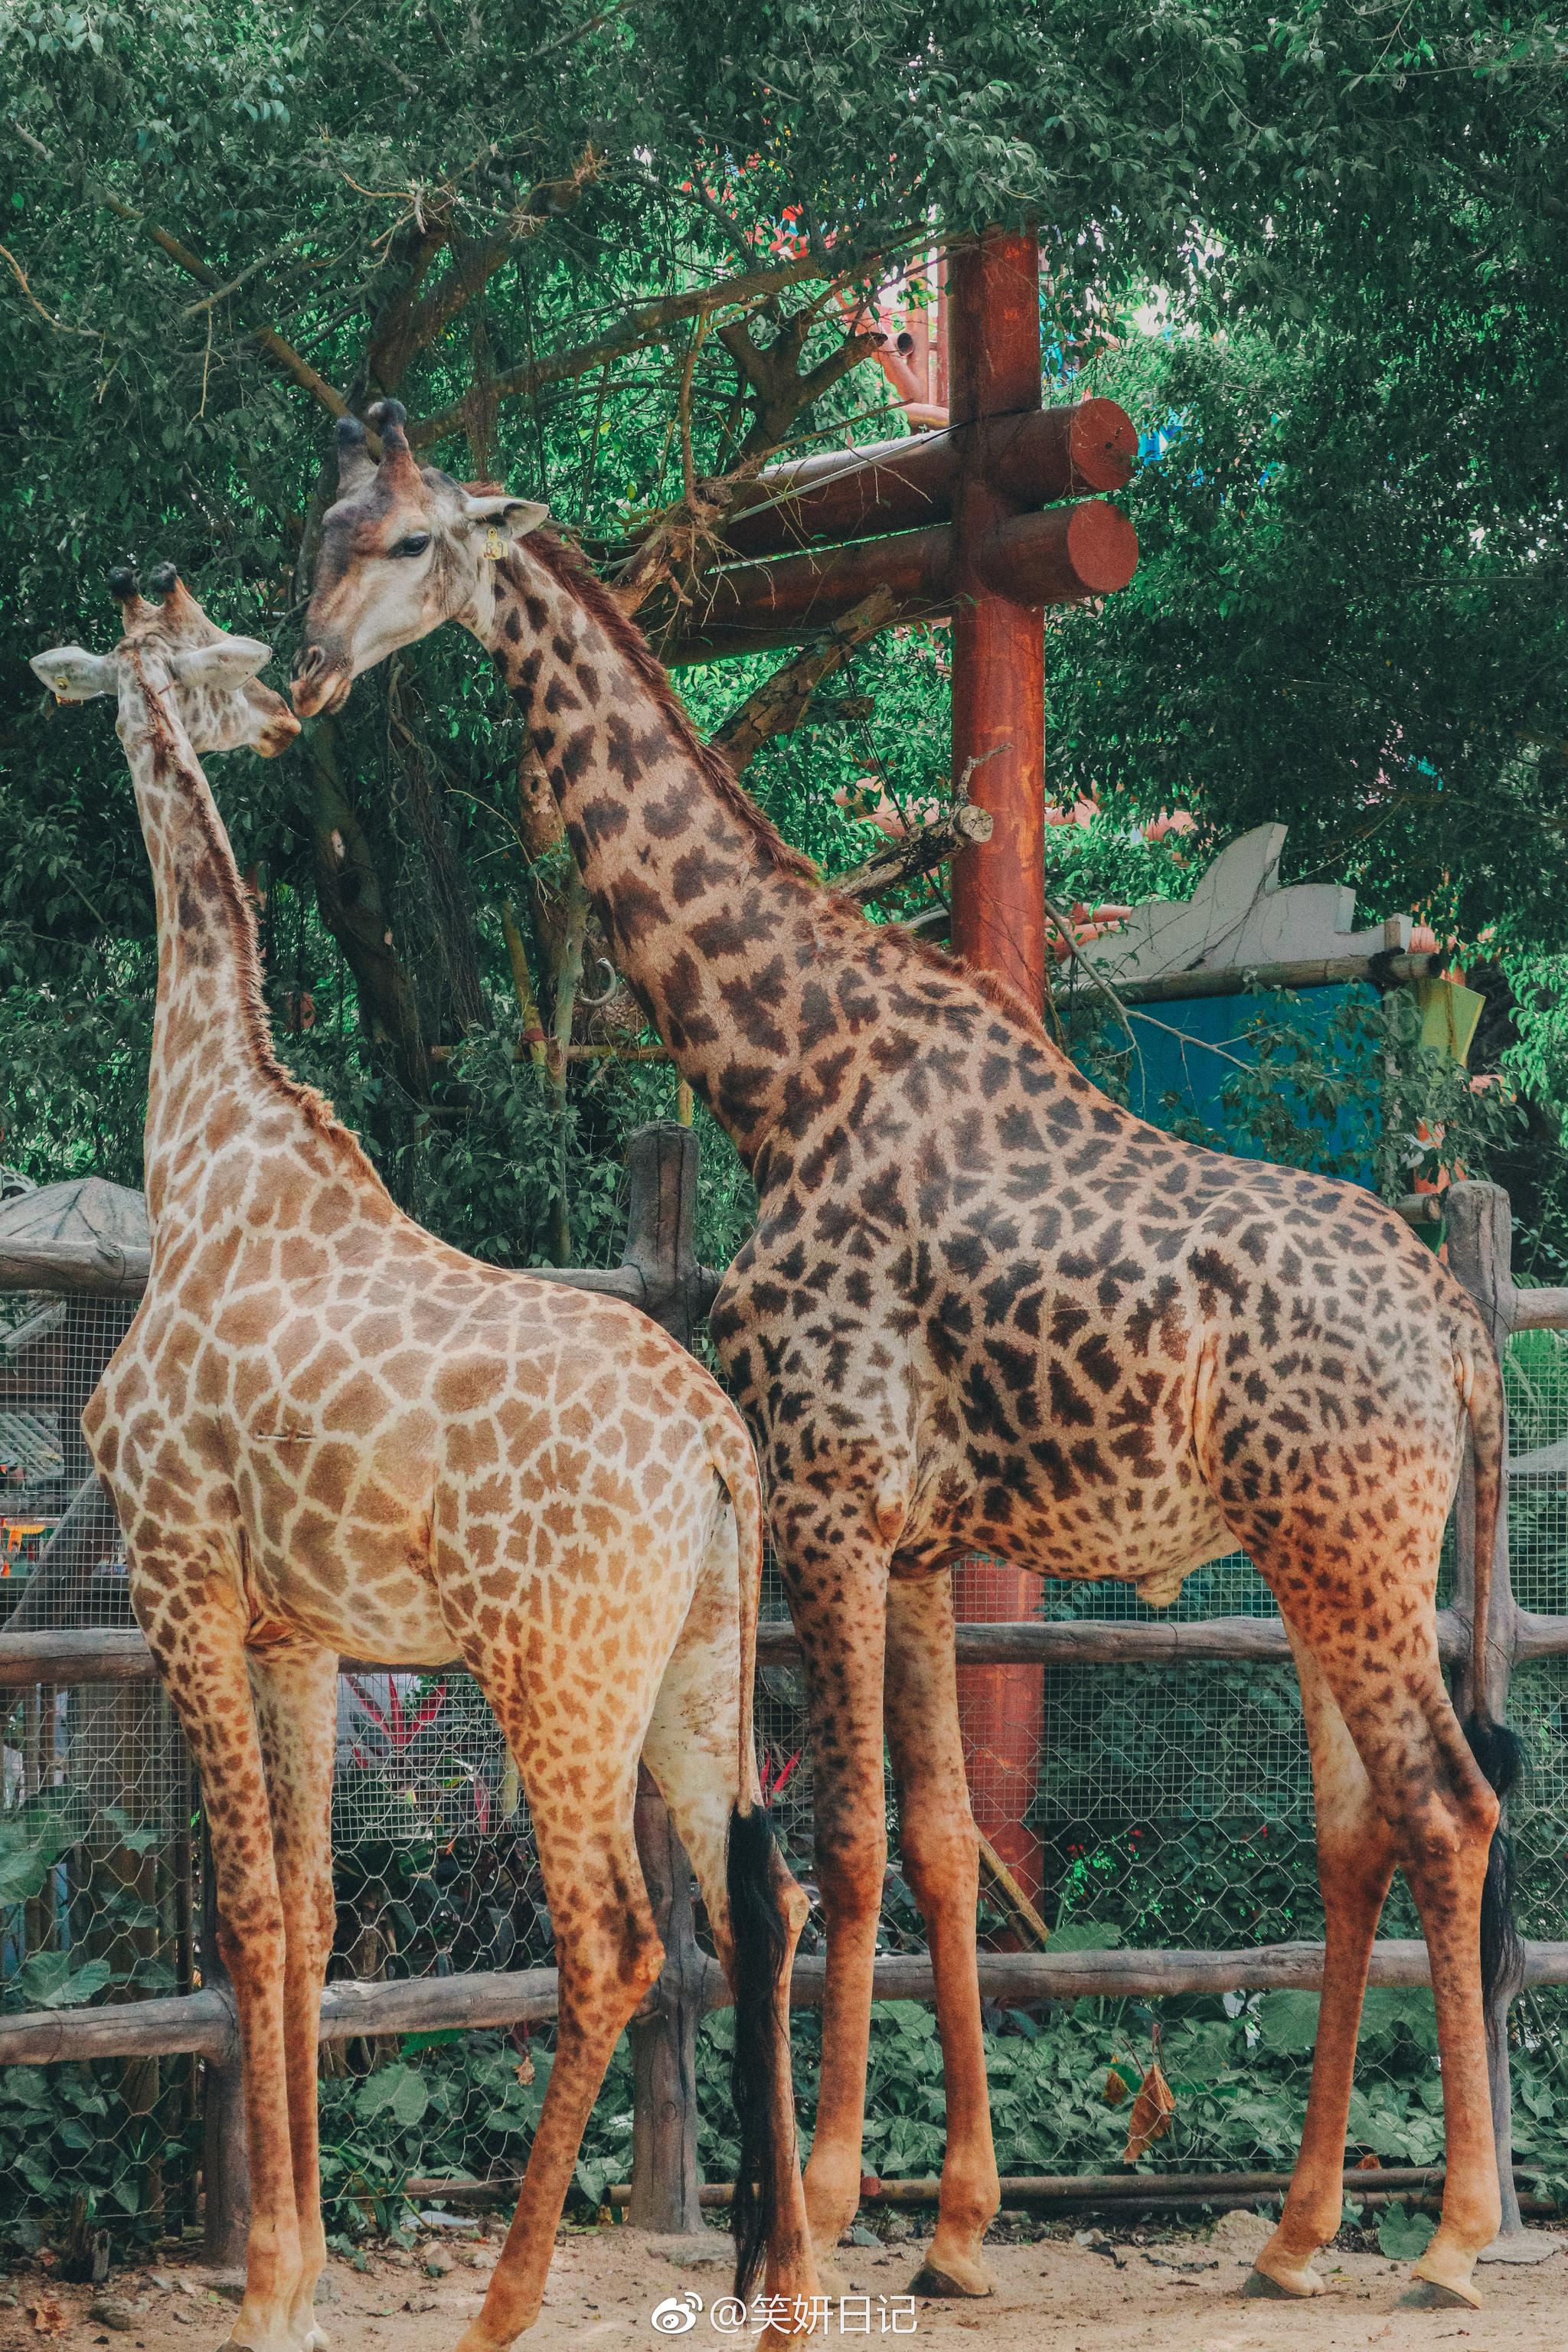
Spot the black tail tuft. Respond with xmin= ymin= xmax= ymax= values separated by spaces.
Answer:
xmin=727 ymin=1804 xmax=788 ymax=2305
xmin=1463 ymin=1713 xmax=1525 ymax=2006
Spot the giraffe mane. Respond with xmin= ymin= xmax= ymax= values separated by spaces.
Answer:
xmin=520 ymin=534 xmax=1054 ymax=1051
xmin=519 ymin=533 xmax=822 ymax=887
xmin=130 ymin=653 xmax=386 ymax=1181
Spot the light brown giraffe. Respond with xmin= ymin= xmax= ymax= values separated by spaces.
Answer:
xmin=294 ymin=405 xmax=1521 ymax=2313
xmin=31 ymin=568 xmax=816 ymax=2352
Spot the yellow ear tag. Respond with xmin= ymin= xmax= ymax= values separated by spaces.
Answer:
xmin=483 ymin=525 xmax=506 ymax=560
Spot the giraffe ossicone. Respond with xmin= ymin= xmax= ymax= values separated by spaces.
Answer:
xmin=297 ymin=426 xmax=1519 ymax=2315
xmin=38 ymin=567 xmax=818 ymax=2352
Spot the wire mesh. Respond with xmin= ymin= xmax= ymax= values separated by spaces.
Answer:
xmin=5 ymin=1279 xmax=1568 ymax=2249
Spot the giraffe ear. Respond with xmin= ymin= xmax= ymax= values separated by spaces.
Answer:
xmin=30 ymin=645 xmax=119 ymax=701
xmin=168 ymin=637 xmax=273 ymax=689
xmin=459 ymin=491 xmax=550 ymax=538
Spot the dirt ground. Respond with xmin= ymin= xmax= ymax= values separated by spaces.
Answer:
xmin=2 ymin=2210 xmax=1564 ymax=2352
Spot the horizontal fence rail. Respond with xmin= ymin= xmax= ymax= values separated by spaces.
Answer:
xmin=9 ymin=1929 xmax=1568 ymax=2073
xmin=15 ymin=1606 xmax=1568 ymax=1695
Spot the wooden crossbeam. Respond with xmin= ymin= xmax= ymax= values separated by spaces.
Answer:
xmin=721 ymin=399 xmax=1137 ymax=558
xmin=663 ymin=501 xmax=1136 ymax=663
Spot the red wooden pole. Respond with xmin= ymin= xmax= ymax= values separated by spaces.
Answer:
xmin=947 ymin=230 xmax=1048 ymax=1907
xmin=948 ymin=231 xmax=1048 ymax=1008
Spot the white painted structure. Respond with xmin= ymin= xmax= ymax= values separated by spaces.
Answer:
xmin=1081 ymin=822 xmax=1408 ymax=987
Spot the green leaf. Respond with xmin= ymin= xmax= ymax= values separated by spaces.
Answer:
xmin=0 ymin=1851 xmax=48 ymax=1904
xmin=357 ymin=2063 xmax=430 ymax=2131
xmin=1047 ymin=1922 xmax=1124 ymax=1952
xmin=1377 ymin=2202 xmax=1437 ymax=2261
xmin=1255 ymin=1991 xmax=1320 ymax=2056
xmin=14 ymin=1953 xmax=113 ymax=2009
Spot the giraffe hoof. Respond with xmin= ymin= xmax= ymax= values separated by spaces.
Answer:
xmin=809 ymin=2252 xmax=853 ymax=2300
xmin=1400 ymin=2272 xmax=1483 ymax=2312
xmin=1243 ymin=2259 xmax=1325 ymax=2299
xmin=907 ymin=2256 xmax=995 ymax=2299
xmin=302 ymin=2330 xmax=330 ymax=2351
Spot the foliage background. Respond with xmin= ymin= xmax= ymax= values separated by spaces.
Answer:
xmin=2 ymin=0 xmax=1566 ymax=1256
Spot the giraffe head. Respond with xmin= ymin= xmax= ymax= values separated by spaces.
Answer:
xmin=31 ymin=567 xmax=300 ymax=757
xmin=290 ymin=400 xmax=549 ymax=715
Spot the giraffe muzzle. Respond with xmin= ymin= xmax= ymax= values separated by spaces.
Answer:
xmin=289 ymin=641 xmax=351 ymax=719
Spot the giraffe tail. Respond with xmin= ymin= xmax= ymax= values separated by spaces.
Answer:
xmin=1459 ymin=1328 xmax=1524 ymax=2007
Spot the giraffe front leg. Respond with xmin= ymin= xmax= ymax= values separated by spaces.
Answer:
xmin=450 ymin=1727 xmax=664 ymax=2352
xmin=250 ymin=1645 xmax=341 ymax=2352
xmin=1249 ymin=1637 xmax=1396 ymax=2301
xmin=884 ymin=1575 xmax=998 ymax=2299
xmin=136 ymin=1573 xmax=305 ymax=2352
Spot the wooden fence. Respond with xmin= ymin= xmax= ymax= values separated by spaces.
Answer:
xmin=2 ymin=1151 xmax=1566 ymax=2255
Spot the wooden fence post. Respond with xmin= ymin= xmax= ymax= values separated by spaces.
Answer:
xmin=627 ymin=1768 xmax=705 ymax=2233
xmin=1443 ymin=1182 xmax=1540 ymax=2253
xmin=199 ymin=1812 xmax=250 ymax=2266
xmin=622 ymin=1124 xmax=707 ymax=2234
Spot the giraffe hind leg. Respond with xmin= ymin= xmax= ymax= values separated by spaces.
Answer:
xmin=456 ymin=1786 xmax=662 ymax=2349
xmin=1250 ymin=1633 xmax=1396 ymax=2298
xmin=641 ymin=1570 xmax=818 ymax=2338
xmin=1242 ymin=1569 xmax=1501 ymax=2310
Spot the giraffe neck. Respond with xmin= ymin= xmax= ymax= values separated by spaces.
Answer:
xmin=472 ymin=544 xmax=874 ymax=1164
xmin=116 ymin=658 xmax=368 ymax=1230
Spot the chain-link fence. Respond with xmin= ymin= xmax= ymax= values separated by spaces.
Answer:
xmin=5 ymin=1174 xmax=1567 ymax=2260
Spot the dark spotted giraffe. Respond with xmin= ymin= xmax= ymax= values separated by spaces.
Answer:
xmin=295 ymin=401 xmax=1517 ymax=2314
xmin=34 ymin=568 xmax=815 ymax=2352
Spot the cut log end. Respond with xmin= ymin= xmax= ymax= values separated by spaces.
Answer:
xmin=1067 ymin=397 xmax=1139 ymax=494
xmin=1064 ymin=500 xmax=1140 ymax=596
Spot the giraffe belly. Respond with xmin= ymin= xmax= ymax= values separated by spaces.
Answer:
xmin=233 ymin=1438 xmax=460 ymax=1668
xmin=902 ymin=1479 xmax=1236 ymax=1599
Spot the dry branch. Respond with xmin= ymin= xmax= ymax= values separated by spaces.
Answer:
xmin=832 ymin=802 xmax=993 ymax=903
xmin=9 ymin=1939 xmax=1568 ymax=2071
xmin=976 ymin=1831 xmax=1054 ymax=1952
xmin=710 ymin=586 xmax=896 ymax=772
xmin=0 ymin=1239 xmax=150 ymax=1298
xmin=9 ymin=1608 xmax=1521 ymax=1693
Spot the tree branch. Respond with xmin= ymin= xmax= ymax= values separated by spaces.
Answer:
xmin=710 ymin=587 xmax=896 ymax=773
xmin=405 ymin=253 xmax=831 ymax=449
xmin=373 ymin=150 xmax=603 ymax=387
xmin=100 ymin=192 xmax=353 ymax=420
xmin=718 ymin=309 xmax=886 ymax=462
xmin=831 ymin=802 xmax=994 ymax=905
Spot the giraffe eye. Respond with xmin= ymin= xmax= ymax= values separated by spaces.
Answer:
xmin=390 ymin=534 xmax=431 ymax=560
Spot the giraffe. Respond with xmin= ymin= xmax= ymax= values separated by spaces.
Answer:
xmin=30 ymin=567 xmax=817 ymax=2352
xmin=293 ymin=403 xmax=1521 ymax=2314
